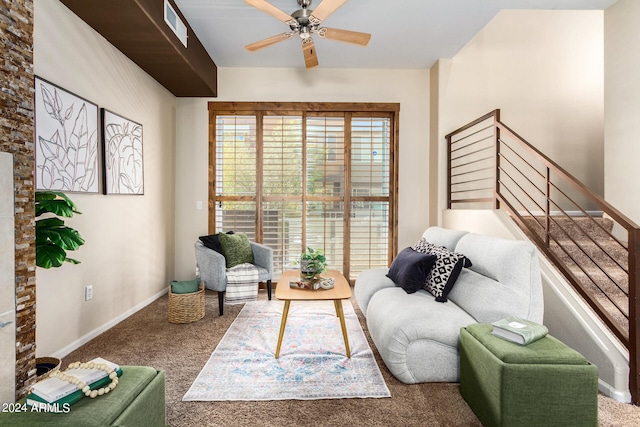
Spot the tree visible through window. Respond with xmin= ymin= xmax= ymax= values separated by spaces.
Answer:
xmin=209 ymin=103 xmax=399 ymax=281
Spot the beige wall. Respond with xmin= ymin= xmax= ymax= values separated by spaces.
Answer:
xmin=433 ymin=10 xmax=605 ymax=218
xmin=175 ymin=68 xmax=430 ymax=279
xmin=428 ymin=62 xmax=441 ymax=226
xmin=34 ymin=0 xmax=176 ymax=356
xmin=604 ymin=0 xmax=640 ymax=225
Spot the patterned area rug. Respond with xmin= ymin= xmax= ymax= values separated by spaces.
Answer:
xmin=183 ymin=299 xmax=390 ymax=401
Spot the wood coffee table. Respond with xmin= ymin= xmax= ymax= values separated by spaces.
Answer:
xmin=275 ymin=270 xmax=352 ymax=358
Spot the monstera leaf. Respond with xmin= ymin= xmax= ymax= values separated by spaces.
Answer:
xmin=35 ymin=191 xmax=80 ymax=217
xmin=35 ymin=191 xmax=85 ymax=269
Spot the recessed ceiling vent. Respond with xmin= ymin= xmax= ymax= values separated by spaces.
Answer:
xmin=164 ymin=0 xmax=188 ymax=48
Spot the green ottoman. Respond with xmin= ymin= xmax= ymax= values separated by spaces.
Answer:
xmin=0 ymin=366 xmax=166 ymax=426
xmin=460 ymin=324 xmax=598 ymax=427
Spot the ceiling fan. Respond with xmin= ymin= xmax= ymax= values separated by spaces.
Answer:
xmin=245 ymin=0 xmax=371 ymax=68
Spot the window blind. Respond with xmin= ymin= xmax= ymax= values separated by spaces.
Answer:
xmin=349 ymin=117 xmax=391 ymax=279
xmin=210 ymin=103 xmax=398 ymax=282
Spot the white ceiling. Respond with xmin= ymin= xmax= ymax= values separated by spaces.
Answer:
xmin=174 ymin=0 xmax=617 ymax=69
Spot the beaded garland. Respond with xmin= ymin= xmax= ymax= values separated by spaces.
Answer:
xmin=48 ymin=361 xmax=119 ymax=399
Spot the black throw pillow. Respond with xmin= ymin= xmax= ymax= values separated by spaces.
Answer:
xmin=199 ymin=231 xmax=234 ymax=254
xmin=386 ymin=247 xmax=438 ymax=294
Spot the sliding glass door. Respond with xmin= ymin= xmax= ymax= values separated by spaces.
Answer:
xmin=209 ymin=103 xmax=398 ymax=281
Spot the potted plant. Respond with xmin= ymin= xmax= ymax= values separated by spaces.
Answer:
xmin=35 ymin=191 xmax=84 ymax=378
xmin=299 ymin=247 xmax=328 ymax=279
xmin=35 ymin=191 xmax=85 ymax=269
xmin=34 ymin=191 xmax=85 ymax=376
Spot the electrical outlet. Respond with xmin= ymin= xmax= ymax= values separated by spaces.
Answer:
xmin=85 ymin=285 xmax=93 ymax=301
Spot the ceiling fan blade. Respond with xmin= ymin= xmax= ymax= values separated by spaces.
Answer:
xmin=318 ymin=27 xmax=371 ymax=46
xmin=245 ymin=32 xmax=293 ymax=52
xmin=245 ymin=0 xmax=296 ymax=25
xmin=302 ymin=38 xmax=319 ymax=69
xmin=309 ymin=0 xmax=348 ymax=24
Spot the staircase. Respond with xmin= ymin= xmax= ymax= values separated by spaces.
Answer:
xmin=445 ymin=109 xmax=640 ymax=405
xmin=521 ymin=215 xmax=629 ymax=333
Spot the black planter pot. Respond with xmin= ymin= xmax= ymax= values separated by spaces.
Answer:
xmin=36 ymin=357 xmax=61 ymax=377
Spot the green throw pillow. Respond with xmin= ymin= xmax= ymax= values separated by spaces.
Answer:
xmin=171 ymin=278 xmax=200 ymax=294
xmin=219 ymin=232 xmax=254 ymax=268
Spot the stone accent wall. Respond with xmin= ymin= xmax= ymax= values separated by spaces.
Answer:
xmin=0 ymin=0 xmax=36 ymax=399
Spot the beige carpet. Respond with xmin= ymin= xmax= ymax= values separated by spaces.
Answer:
xmin=63 ymin=289 xmax=640 ymax=427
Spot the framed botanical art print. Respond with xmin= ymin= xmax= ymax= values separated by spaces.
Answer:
xmin=34 ymin=76 xmax=100 ymax=192
xmin=101 ymin=109 xmax=144 ymax=195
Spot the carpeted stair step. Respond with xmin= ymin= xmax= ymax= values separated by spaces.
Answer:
xmin=518 ymin=215 xmax=630 ymax=338
xmin=522 ymin=216 xmax=620 ymax=245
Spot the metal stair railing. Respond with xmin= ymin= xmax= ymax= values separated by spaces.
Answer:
xmin=446 ymin=109 xmax=640 ymax=405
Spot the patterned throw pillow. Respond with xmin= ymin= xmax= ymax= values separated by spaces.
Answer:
xmin=219 ymin=232 xmax=254 ymax=268
xmin=413 ymin=238 xmax=471 ymax=302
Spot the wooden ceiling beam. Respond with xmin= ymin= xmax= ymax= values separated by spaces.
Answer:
xmin=60 ymin=0 xmax=217 ymax=97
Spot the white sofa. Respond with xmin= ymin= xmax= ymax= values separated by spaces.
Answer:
xmin=354 ymin=226 xmax=543 ymax=384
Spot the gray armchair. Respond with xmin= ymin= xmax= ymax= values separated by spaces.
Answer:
xmin=194 ymin=240 xmax=273 ymax=315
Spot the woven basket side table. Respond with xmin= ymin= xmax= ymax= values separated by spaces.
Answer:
xmin=168 ymin=282 xmax=205 ymax=324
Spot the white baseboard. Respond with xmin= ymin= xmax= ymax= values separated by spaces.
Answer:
xmin=599 ymin=379 xmax=632 ymax=403
xmin=50 ymin=288 xmax=168 ymax=360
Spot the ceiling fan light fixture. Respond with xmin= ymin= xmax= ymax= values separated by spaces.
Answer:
xmin=245 ymin=0 xmax=370 ymax=68
xmin=299 ymin=25 xmax=311 ymax=39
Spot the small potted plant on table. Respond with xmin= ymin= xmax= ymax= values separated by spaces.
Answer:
xmin=299 ymin=247 xmax=328 ymax=279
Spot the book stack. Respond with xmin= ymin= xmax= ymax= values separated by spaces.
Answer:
xmin=491 ymin=317 xmax=549 ymax=345
xmin=27 ymin=357 xmax=122 ymax=408
xmin=290 ymin=278 xmax=323 ymax=290
xmin=289 ymin=276 xmax=335 ymax=290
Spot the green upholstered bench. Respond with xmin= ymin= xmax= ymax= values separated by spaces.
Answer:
xmin=460 ymin=324 xmax=598 ymax=427
xmin=0 ymin=366 xmax=166 ymax=426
